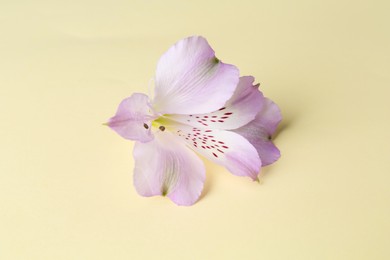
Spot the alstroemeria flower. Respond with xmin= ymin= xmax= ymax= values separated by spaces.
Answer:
xmin=107 ymin=36 xmax=281 ymax=206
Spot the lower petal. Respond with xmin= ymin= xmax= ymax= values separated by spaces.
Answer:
xmin=132 ymin=131 xmax=205 ymax=206
xmin=165 ymin=122 xmax=262 ymax=180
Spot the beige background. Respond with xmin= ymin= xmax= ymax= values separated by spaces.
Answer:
xmin=1 ymin=0 xmax=389 ymax=259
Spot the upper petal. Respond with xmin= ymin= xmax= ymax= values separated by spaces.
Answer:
xmin=107 ymin=93 xmax=154 ymax=143
xmin=233 ymin=97 xmax=282 ymax=166
xmin=168 ymin=76 xmax=264 ymax=130
xmin=152 ymin=36 xmax=239 ymax=115
xmin=133 ymin=131 xmax=205 ymax=206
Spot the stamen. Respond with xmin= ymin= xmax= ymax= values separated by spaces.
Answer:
xmin=143 ymin=123 xmax=149 ymax=129
xmin=159 ymin=125 xmax=166 ymax=131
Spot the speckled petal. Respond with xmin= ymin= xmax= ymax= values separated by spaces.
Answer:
xmin=165 ymin=122 xmax=262 ymax=180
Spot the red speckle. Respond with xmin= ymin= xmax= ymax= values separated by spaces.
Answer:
xmin=211 ymin=140 xmax=216 ymax=142
xmin=219 ymin=107 xmax=226 ymax=111
xmin=204 ymin=116 xmax=208 ymax=118
xmin=221 ymin=116 xmax=229 ymax=119
xmin=218 ymin=120 xmax=224 ymax=122
xmin=212 ymin=116 xmax=217 ymax=118
xmin=224 ymin=112 xmax=233 ymax=115
xmin=218 ymin=141 xmax=224 ymax=144
xmin=222 ymin=146 xmax=229 ymax=149
xmin=217 ymin=149 xmax=224 ymax=153
xmin=205 ymin=130 xmax=212 ymax=132
xmin=201 ymin=119 xmax=207 ymax=121
xmin=213 ymin=152 xmax=218 ymax=157
xmin=196 ymin=116 xmax=199 ymax=118
xmin=201 ymin=146 xmax=206 ymax=149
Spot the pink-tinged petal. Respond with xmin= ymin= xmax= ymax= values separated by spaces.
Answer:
xmin=133 ymin=131 xmax=205 ymax=206
xmin=168 ymin=123 xmax=261 ymax=180
xmin=152 ymin=36 xmax=239 ymax=115
xmin=168 ymin=76 xmax=264 ymax=130
xmin=233 ymin=97 xmax=282 ymax=166
xmin=107 ymin=93 xmax=154 ymax=143
xmin=257 ymin=97 xmax=282 ymax=135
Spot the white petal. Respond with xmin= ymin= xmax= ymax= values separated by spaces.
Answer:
xmin=168 ymin=123 xmax=261 ymax=180
xmin=152 ymin=36 xmax=239 ymax=115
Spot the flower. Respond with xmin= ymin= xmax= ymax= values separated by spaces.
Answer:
xmin=107 ymin=36 xmax=281 ymax=206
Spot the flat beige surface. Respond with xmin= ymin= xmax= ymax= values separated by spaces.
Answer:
xmin=1 ymin=0 xmax=389 ymax=259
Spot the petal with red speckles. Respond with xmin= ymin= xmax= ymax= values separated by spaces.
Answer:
xmin=165 ymin=122 xmax=262 ymax=180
